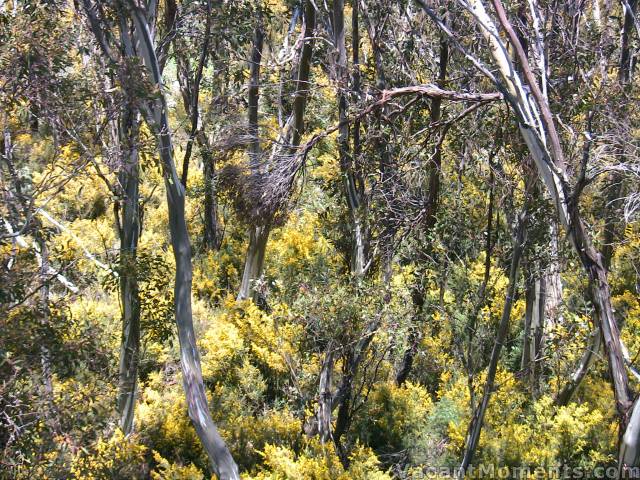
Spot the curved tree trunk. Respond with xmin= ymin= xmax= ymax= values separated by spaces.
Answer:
xmin=449 ymin=0 xmax=634 ymax=470
xmin=124 ymin=4 xmax=240 ymax=478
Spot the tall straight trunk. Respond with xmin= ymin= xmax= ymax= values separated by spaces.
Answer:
xmin=544 ymin=224 xmax=563 ymax=328
xmin=238 ymin=12 xmax=266 ymax=302
xmin=333 ymin=0 xmax=364 ymax=277
xmin=117 ymin=106 xmax=141 ymax=435
xmin=459 ymin=206 xmax=528 ymax=473
xmin=248 ymin=12 xmax=263 ymax=171
xmin=121 ymin=4 xmax=239 ymax=477
xmin=521 ymin=265 xmax=545 ymax=395
xmin=351 ymin=0 xmax=366 ymax=277
xmin=238 ymin=0 xmax=316 ymax=301
xmin=424 ymin=26 xmax=449 ymax=230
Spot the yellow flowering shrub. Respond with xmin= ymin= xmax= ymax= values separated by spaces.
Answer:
xmin=69 ymin=430 xmax=147 ymax=480
xmin=199 ymin=312 xmax=246 ymax=384
xmin=221 ymin=407 xmax=302 ymax=471
xmin=137 ymin=378 xmax=208 ymax=470
xmin=247 ymin=440 xmax=391 ymax=480
xmin=224 ymin=298 xmax=303 ymax=376
xmin=150 ymin=451 xmax=204 ymax=480
xmin=440 ymin=369 xmax=615 ymax=468
xmin=354 ymin=382 xmax=436 ymax=467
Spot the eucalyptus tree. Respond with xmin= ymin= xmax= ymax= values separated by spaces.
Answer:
xmin=80 ymin=1 xmax=239 ymax=477
xmin=327 ymin=0 xmax=367 ymax=278
xmin=236 ymin=0 xmax=317 ymax=302
xmin=81 ymin=0 xmax=175 ymax=435
xmin=417 ymin=0 xmax=640 ymax=471
xmin=554 ymin=0 xmax=638 ymax=406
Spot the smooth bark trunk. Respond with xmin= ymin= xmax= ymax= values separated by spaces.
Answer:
xmin=237 ymin=0 xmax=316 ymax=301
xmin=116 ymin=107 xmax=141 ymax=435
xmin=124 ymin=4 xmax=239 ymax=477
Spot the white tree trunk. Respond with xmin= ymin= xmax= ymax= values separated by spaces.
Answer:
xmin=125 ymin=4 xmax=239 ymax=478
